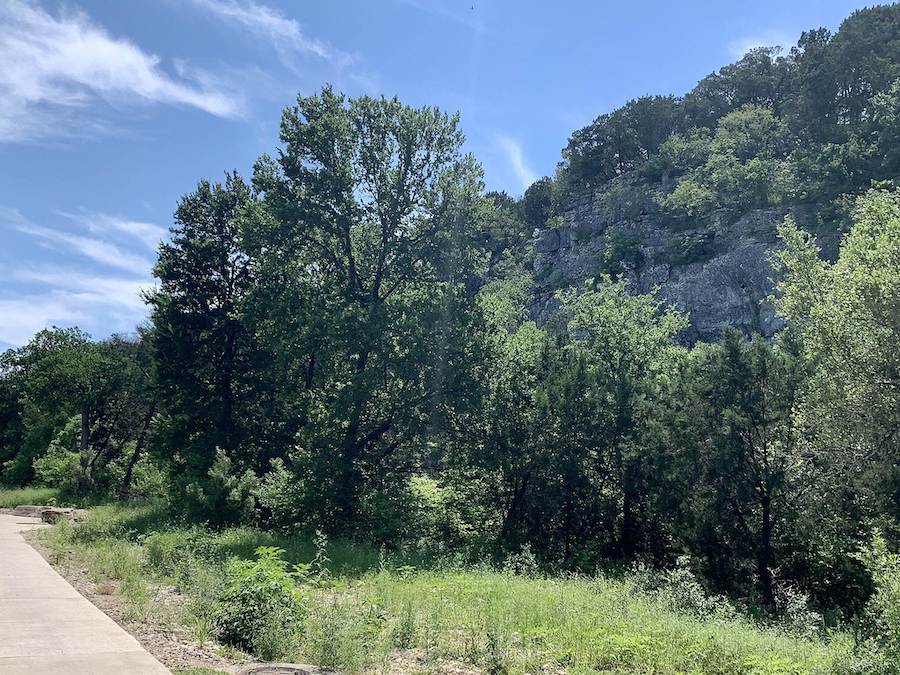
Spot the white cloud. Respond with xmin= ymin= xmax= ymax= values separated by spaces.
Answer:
xmin=0 ymin=206 xmax=158 ymax=346
xmin=496 ymin=135 xmax=537 ymax=193
xmin=15 ymin=222 xmax=155 ymax=273
xmin=185 ymin=0 xmax=354 ymax=70
xmin=59 ymin=211 xmax=168 ymax=251
xmin=0 ymin=0 xmax=242 ymax=143
xmin=11 ymin=267 xmax=152 ymax=312
xmin=0 ymin=270 xmax=154 ymax=346
xmin=0 ymin=295 xmax=81 ymax=347
xmin=2 ymin=207 xmax=155 ymax=273
xmin=728 ymin=30 xmax=796 ymax=59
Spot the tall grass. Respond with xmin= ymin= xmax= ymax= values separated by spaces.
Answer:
xmin=38 ymin=503 xmax=856 ymax=674
xmin=357 ymin=570 xmax=851 ymax=674
xmin=0 ymin=485 xmax=60 ymax=508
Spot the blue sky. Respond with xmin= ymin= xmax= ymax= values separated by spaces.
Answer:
xmin=0 ymin=0 xmax=871 ymax=347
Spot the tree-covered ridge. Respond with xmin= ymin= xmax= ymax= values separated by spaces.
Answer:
xmin=552 ymin=5 xmax=900 ymax=228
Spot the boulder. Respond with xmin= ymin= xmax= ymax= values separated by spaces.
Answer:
xmin=12 ymin=505 xmax=75 ymax=523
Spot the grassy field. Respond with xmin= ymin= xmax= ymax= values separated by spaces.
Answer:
xmin=37 ymin=502 xmax=857 ymax=674
xmin=0 ymin=485 xmax=60 ymax=509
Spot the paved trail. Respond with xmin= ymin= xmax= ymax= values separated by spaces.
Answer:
xmin=0 ymin=513 xmax=170 ymax=674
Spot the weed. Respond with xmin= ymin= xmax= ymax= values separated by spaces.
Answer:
xmin=37 ymin=504 xmax=854 ymax=675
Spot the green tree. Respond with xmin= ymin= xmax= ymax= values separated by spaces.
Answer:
xmin=0 ymin=328 xmax=88 ymax=484
xmin=561 ymin=279 xmax=686 ymax=558
xmin=521 ymin=176 xmax=553 ymax=230
xmin=149 ymin=173 xmax=285 ymax=486
xmin=685 ymin=48 xmax=795 ymax=128
xmin=448 ymin=273 xmax=547 ymax=551
xmin=662 ymin=104 xmax=795 ymax=220
xmin=22 ymin=331 xmax=146 ymax=495
xmin=247 ymin=87 xmax=488 ymax=532
xmin=560 ymin=95 xmax=683 ymax=192
xmin=480 ymin=191 xmax=532 ymax=275
xmin=775 ymin=189 xmax=900 ymax=524
xmin=659 ymin=333 xmax=809 ymax=606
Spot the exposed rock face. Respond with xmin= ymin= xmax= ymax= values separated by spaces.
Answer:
xmin=531 ymin=177 xmax=841 ymax=343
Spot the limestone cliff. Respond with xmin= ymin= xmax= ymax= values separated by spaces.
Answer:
xmin=530 ymin=176 xmax=842 ymax=343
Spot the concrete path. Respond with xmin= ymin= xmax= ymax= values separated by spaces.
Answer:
xmin=0 ymin=513 xmax=170 ymax=674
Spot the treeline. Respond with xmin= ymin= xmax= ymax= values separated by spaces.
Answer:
xmin=549 ymin=4 xmax=900 ymax=228
xmin=0 ymin=5 xmax=899 ymax=631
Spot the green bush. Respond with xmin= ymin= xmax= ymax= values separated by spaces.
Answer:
xmin=214 ymin=545 xmax=306 ymax=660
xmin=600 ymin=232 xmax=645 ymax=277
xmin=182 ymin=449 xmax=257 ymax=526
xmin=254 ymin=458 xmax=304 ymax=530
xmin=852 ymin=533 xmax=900 ymax=673
xmin=32 ymin=417 xmax=84 ymax=496
xmin=667 ymin=231 xmax=716 ymax=265
xmin=774 ymin=580 xmax=825 ymax=640
xmin=635 ymin=555 xmax=738 ymax=621
xmin=407 ymin=475 xmax=469 ymax=549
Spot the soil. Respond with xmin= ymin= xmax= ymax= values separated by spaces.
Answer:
xmin=24 ymin=529 xmax=254 ymax=674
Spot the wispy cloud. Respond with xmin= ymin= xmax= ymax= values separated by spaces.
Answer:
xmin=0 ymin=206 xmax=158 ymax=346
xmin=496 ymin=135 xmax=537 ymax=193
xmin=184 ymin=0 xmax=355 ymax=70
xmin=396 ymin=0 xmax=487 ymax=33
xmin=728 ymin=29 xmax=796 ymax=59
xmin=10 ymin=267 xmax=151 ymax=311
xmin=0 ymin=0 xmax=242 ymax=143
xmin=15 ymin=223 xmax=155 ymax=273
xmin=58 ymin=211 xmax=168 ymax=251
xmin=0 ymin=269 xmax=154 ymax=346
xmin=0 ymin=295 xmax=82 ymax=347
xmin=2 ymin=207 xmax=155 ymax=273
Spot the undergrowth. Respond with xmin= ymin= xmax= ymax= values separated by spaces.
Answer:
xmin=37 ymin=502 xmax=860 ymax=674
xmin=0 ymin=485 xmax=60 ymax=508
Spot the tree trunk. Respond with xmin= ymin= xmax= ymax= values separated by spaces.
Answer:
xmin=334 ymin=350 xmax=371 ymax=528
xmin=499 ymin=472 xmax=530 ymax=545
xmin=119 ymin=400 xmax=157 ymax=501
xmin=758 ymin=493 xmax=775 ymax=607
xmin=619 ymin=456 xmax=639 ymax=558
xmin=621 ymin=486 xmax=637 ymax=558
xmin=78 ymin=409 xmax=91 ymax=493
xmin=219 ymin=322 xmax=238 ymax=451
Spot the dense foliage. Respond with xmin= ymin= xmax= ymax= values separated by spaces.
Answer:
xmin=2 ymin=5 xmax=900 ymax=669
xmin=554 ymin=5 xmax=900 ymax=229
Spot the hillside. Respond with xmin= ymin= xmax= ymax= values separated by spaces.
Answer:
xmin=531 ymin=178 xmax=843 ymax=342
xmin=510 ymin=4 xmax=900 ymax=340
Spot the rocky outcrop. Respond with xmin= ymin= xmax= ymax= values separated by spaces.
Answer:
xmin=531 ymin=176 xmax=841 ymax=343
xmin=11 ymin=504 xmax=77 ymax=523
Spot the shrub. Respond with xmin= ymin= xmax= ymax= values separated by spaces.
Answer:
xmin=667 ymin=232 xmax=716 ymax=265
xmin=32 ymin=417 xmax=85 ymax=496
xmin=214 ymin=546 xmax=305 ymax=660
xmin=599 ymin=232 xmax=645 ymax=277
xmin=659 ymin=179 xmax=717 ymax=221
xmin=254 ymin=458 xmax=304 ymax=530
xmin=182 ymin=449 xmax=257 ymax=526
xmin=852 ymin=533 xmax=900 ymax=672
xmin=641 ymin=556 xmax=737 ymax=621
xmin=407 ymin=475 xmax=469 ymax=549
xmin=502 ymin=543 xmax=539 ymax=577
xmin=773 ymin=580 xmax=825 ymax=640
